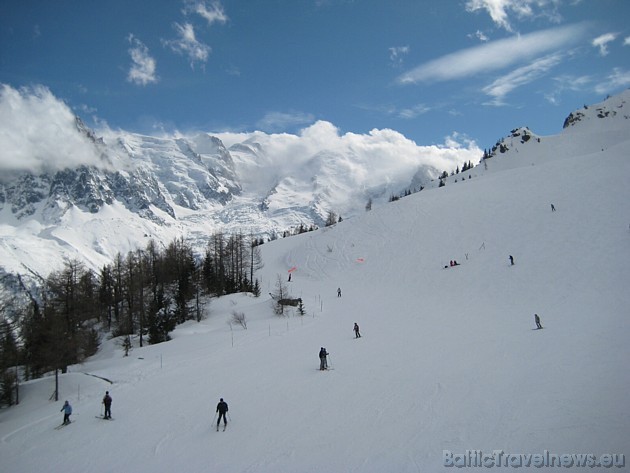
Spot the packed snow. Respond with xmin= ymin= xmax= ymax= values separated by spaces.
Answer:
xmin=1 ymin=98 xmax=630 ymax=472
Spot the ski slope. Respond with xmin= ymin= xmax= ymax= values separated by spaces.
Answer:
xmin=1 ymin=120 xmax=630 ymax=472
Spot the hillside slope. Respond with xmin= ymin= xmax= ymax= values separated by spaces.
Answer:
xmin=1 ymin=98 xmax=629 ymax=472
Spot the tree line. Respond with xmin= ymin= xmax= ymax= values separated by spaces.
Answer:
xmin=0 ymin=232 xmax=263 ymax=406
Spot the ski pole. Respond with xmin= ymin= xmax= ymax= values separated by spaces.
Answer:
xmin=212 ymin=412 xmax=217 ymax=425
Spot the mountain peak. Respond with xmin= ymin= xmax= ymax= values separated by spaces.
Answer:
xmin=563 ymin=88 xmax=630 ymax=129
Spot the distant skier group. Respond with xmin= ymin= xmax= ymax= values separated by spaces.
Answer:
xmin=55 ymin=208 xmax=555 ymax=432
xmin=440 ymin=205 xmax=553 ymax=332
xmin=57 ymin=390 xmax=232 ymax=433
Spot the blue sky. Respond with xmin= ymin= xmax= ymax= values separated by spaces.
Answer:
xmin=1 ymin=0 xmax=629 ymax=149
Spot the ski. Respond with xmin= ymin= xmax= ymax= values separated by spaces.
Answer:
xmin=95 ymin=416 xmax=114 ymax=420
xmin=55 ymin=421 xmax=72 ymax=430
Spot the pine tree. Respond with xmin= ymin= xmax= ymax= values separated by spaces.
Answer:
xmin=325 ymin=210 xmax=338 ymax=227
xmin=252 ymin=279 xmax=261 ymax=297
xmin=0 ymin=370 xmax=16 ymax=406
xmin=272 ymin=275 xmax=289 ymax=316
xmin=122 ymin=335 xmax=132 ymax=356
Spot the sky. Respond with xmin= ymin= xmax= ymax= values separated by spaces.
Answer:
xmin=1 ymin=0 xmax=629 ymax=150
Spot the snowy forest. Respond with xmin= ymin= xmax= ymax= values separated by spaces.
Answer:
xmin=0 ymin=232 xmax=263 ymax=404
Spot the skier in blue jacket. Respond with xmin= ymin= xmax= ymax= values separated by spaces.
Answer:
xmin=60 ymin=400 xmax=72 ymax=425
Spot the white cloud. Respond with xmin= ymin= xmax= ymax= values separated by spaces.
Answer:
xmin=465 ymin=0 xmax=562 ymax=32
xmin=225 ymin=65 xmax=241 ymax=76
xmin=389 ymin=46 xmax=410 ymax=67
xmin=127 ymin=35 xmax=158 ymax=86
xmin=466 ymin=0 xmax=513 ymax=31
xmin=397 ymin=23 xmax=587 ymax=84
xmin=594 ymin=68 xmax=630 ymax=95
xmin=592 ymin=32 xmax=618 ymax=56
xmin=216 ymin=121 xmax=481 ymax=195
xmin=482 ymin=53 xmax=564 ymax=105
xmin=624 ymin=36 xmax=630 ymax=47
xmin=354 ymin=102 xmax=431 ymax=120
xmin=256 ymin=111 xmax=316 ymax=132
xmin=163 ymin=22 xmax=211 ymax=68
xmin=397 ymin=104 xmax=431 ymax=119
xmin=183 ymin=0 xmax=228 ymax=25
xmin=0 ymin=84 xmax=105 ymax=178
xmin=468 ymin=30 xmax=489 ymax=42
xmin=544 ymin=74 xmax=593 ymax=103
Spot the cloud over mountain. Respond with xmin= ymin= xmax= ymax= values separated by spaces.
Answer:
xmin=0 ymin=84 xmax=104 ymax=180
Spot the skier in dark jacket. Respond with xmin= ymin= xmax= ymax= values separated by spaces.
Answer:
xmin=354 ymin=323 xmax=361 ymax=338
xmin=509 ymin=255 xmax=514 ymax=265
xmin=319 ymin=347 xmax=329 ymax=370
xmin=102 ymin=391 xmax=112 ymax=419
xmin=60 ymin=400 xmax=72 ymax=425
xmin=216 ymin=398 xmax=228 ymax=430
xmin=534 ymin=314 xmax=543 ymax=329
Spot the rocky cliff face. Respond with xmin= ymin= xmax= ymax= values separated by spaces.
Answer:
xmin=563 ymin=91 xmax=630 ymax=128
xmin=0 ymin=129 xmax=242 ymax=226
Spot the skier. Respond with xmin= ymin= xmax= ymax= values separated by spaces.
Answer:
xmin=102 ymin=391 xmax=112 ymax=419
xmin=60 ymin=400 xmax=72 ymax=425
xmin=551 ymin=203 xmax=556 ymax=212
xmin=534 ymin=313 xmax=543 ymax=329
xmin=509 ymin=255 xmax=514 ymax=266
xmin=337 ymin=287 xmax=342 ymax=297
xmin=216 ymin=398 xmax=228 ymax=431
xmin=354 ymin=323 xmax=361 ymax=339
xmin=288 ymin=273 xmax=292 ymax=282
xmin=319 ymin=347 xmax=329 ymax=370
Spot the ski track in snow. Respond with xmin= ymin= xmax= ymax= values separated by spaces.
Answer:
xmin=1 ymin=412 xmax=57 ymax=444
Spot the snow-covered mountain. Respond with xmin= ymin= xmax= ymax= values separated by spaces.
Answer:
xmin=0 ymin=90 xmax=628 ymax=473
xmin=1 ymin=90 xmax=629 ymax=291
xmin=0 ymin=113 xmax=479 ymax=287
